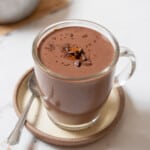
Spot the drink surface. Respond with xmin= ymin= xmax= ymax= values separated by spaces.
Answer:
xmin=38 ymin=27 xmax=114 ymax=78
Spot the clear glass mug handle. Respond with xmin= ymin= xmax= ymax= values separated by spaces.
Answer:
xmin=114 ymin=46 xmax=136 ymax=87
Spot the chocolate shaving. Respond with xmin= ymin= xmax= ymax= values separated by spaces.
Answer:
xmin=64 ymin=52 xmax=74 ymax=57
xmin=74 ymin=60 xmax=81 ymax=67
xmin=63 ymin=47 xmax=70 ymax=52
xmin=81 ymin=53 xmax=87 ymax=61
xmin=74 ymin=51 xmax=81 ymax=59
xmin=62 ymin=46 xmax=92 ymax=67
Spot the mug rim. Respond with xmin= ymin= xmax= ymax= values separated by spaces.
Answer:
xmin=32 ymin=19 xmax=120 ymax=81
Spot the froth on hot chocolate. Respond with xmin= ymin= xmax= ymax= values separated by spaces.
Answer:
xmin=37 ymin=27 xmax=115 ymax=77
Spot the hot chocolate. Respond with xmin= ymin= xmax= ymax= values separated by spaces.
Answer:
xmin=33 ymin=20 xmax=136 ymax=130
xmin=38 ymin=27 xmax=114 ymax=77
xmin=35 ymin=26 xmax=115 ymax=128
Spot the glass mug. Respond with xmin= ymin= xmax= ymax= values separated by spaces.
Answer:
xmin=32 ymin=20 xmax=136 ymax=130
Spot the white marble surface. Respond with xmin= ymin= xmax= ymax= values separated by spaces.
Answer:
xmin=0 ymin=0 xmax=150 ymax=149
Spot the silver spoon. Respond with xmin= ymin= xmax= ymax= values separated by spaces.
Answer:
xmin=7 ymin=72 xmax=40 ymax=145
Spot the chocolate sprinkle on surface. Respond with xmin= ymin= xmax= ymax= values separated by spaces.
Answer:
xmin=74 ymin=60 xmax=81 ymax=67
xmin=46 ymin=44 xmax=55 ymax=51
xmin=88 ymin=43 xmax=92 ymax=46
xmin=82 ymin=34 xmax=88 ymax=38
xmin=62 ymin=46 xmax=92 ymax=67
xmin=93 ymin=40 xmax=96 ymax=43
xmin=74 ymin=51 xmax=81 ymax=59
xmin=70 ymin=33 xmax=74 ymax=38
xmin=52 ymin=37 xmax=56 ymax=40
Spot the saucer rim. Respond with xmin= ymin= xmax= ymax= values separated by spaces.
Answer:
xmin=13 ymin=68 xmax=125 ymax=146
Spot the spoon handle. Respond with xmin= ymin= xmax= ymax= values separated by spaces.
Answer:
xmin=7 ymin=94 xmax=34 ymax=145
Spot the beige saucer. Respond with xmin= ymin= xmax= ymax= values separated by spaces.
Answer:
xmin=13 ymin=69 xmax=125 ymax=146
